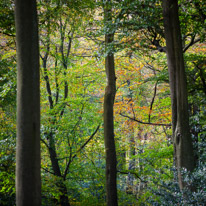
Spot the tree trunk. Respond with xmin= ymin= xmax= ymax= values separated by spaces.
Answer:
xmin=47 ymin=132 xmax=70 ymax=206
xmin=162 ymin=0 xmax=195 ymax=189
xmin=104 ymin=1 xmax=118 ymax=205
xmin=40 ymin=19 xmax=70 ymax=205
xmin=15 ymin=0 xmax=41 ymax=205
xmin=126 ymin=126 xmax=135 ymax=194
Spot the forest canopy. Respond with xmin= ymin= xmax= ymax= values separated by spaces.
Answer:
xmin=0 ymin=0 xmax=205 ymax=205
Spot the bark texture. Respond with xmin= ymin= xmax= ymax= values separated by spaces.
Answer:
xmin=162 ymin=0 xmax=195 ymax=189
xmin=15 ymin=0 xmax=41 ymax=205
xmin=104 ymin=1 xmax=118 ymax=205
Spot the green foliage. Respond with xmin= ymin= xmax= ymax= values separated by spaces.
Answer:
xmin=0 ymin=51 xmax=16 ymax=206
xmin=0 ymin=58 xmax=16 ymax=107
xmin=148 ymin=145 xmax=206 ymax=205
xmin=0 ymin=110 xmax=16 ymax=206
xmin=179 ymin=0 xmax=206 ymax=40
xmin=0 ymin=0 xmax=15 ymax=36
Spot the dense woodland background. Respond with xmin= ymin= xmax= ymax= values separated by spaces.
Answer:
xmin=0 ymin=0 xmax=205 ymax=205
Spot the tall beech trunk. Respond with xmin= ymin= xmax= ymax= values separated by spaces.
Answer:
xmin=15 ymin=0 xmax=41 ymax=205
xmin=104 ymin=1 xmax=118 ymax=205
xmin=162 ymin=0 xmax=195 ymax=189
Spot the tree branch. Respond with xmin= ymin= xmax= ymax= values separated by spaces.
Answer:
xmin=54 ymin=47 xmax=59 ymax=104
xmin=183 ymin=37 xmax=201 ymax=53
xmin=120 ymin=112 xmax=171 ymax=127
xmin=118 ymin=170 xmax=147 ymax=183
xmin=40 ymin=29 xmax=53 ymax=109
xmin=41 ymin=138 xmax=49 ymax=150
xmin=63 ymin=125 xmax=100 ymax=180
xmin=193 ymin=61 xmax=206 ymax=95
xmin=41 ymin=167 xmax=55 ymax=175
xmin=152 ymin=39 xmax=166 ymax=52
xmin=148 ymin=81 xmax=158 ymax=122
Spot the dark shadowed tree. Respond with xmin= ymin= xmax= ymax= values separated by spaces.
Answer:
xmin=15 ymin=0 xmax=41 ymax=205
xmin=103 ymin=0 xmax=118 ymax=205
xmin=162 ymin=0 xmax=195 ymax=189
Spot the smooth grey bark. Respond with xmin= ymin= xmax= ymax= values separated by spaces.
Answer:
xmin=162 ymin=0 xmax=195 ymax=189
xmin=15 ymin=0 xmax=41 ymax=205
xmin=103 ymin=1 xmax=118 ymax=205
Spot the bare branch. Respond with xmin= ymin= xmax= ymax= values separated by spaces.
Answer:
xmin=63 ymin=125 xmax=100 ymax=180
xmin=183 ymin=37 xmax=201 ymax=53
xmin=120 ymin=112 xmax=171 ymax=127
xmin=41 ymin=138 xmax=49 ymax=149
xmin=54 ymin=47 xmax=59 ymax=104
xmin=40 ymin=27 xmax=53 ymax=109
xmin=41 ymin=167 xmax=55 ymax=175
xmin=118 ymin=170 xmax=147 ymax=183
xmin=42 ymin=65 xmax=54 ymax=109
xmin=148 ymin=81 xmax=158 ymax=122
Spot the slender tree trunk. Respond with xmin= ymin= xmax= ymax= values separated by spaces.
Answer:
xmin=104 ymin=1 xmax=118 ymax=205
xmin=47 ymin=132 xmax=70 ymax=206
xmin=15 ymin=0 xmax=41 ymax=205
xmin=40 ymin=19 xmax=70 ymax=205
xmin=162 ymin=0 xmax=195 ymax=189
xmin=126 ymin=129 xmax=135 ymax=194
